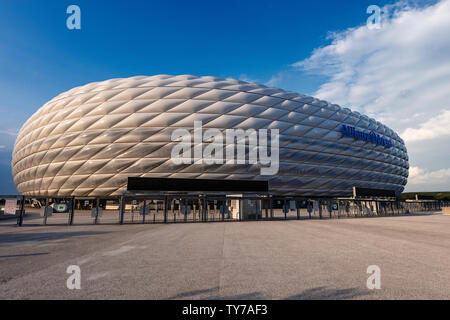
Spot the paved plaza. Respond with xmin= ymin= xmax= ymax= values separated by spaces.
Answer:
xmin=0 ymin=212 xmax=449 ymax=299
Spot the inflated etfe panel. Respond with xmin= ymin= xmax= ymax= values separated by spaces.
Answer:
xmin=12 ymin=75 xmax=409 ymax=197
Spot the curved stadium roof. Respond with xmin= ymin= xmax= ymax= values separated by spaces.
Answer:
xmin=12 ymin=75 xmax=409 ymax=197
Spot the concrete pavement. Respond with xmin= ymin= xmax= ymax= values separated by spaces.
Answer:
xmin=0 ymin=213 xmax=449 ymax=299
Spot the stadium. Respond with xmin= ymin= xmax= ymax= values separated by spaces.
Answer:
xmin=11 ymin=74 xmax=409 ymax=199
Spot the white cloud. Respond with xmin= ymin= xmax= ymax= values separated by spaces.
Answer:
xmin=294 ymin=0 xmax=450 ymax=130
xmin=402 ymin=109 xmax=450 ymax=142
xmin=289 ymin=0 xmax=450 ymax=191
xmin=407 ymin=166 xmax=450 ymax=190
xmin=266 ymin=72 xmax=285 ymax=87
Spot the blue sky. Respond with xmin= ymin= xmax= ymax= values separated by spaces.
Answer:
xmin=0 ymin=0 xmax=448 ymax=193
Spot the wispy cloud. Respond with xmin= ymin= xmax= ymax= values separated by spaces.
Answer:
xmin=265 ymin=72 xmax=285 ymax=87
xmin=238 ymin=74 xmax=259 ymax=83
xmin=0 ymin=129 xmax=19 ymax=137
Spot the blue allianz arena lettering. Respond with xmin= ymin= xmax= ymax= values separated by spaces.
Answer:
xmin=341 ymin=124 xmax=392 ymax=148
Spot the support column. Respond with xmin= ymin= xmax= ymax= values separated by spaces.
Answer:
xmin=119 ymin=196 xmax=125 ymax=225
xmin=43 ymin=198 xmax=49 ymax=225
xmin=17 ymin=195 xmax=25 ymax=227
xmin=142 ymin=200 xmax=146 ymax=224
xmin=329 ymin=201 xmax=332 ymax=219
xmin=319 ymin=200 xmax=323 ymax=219
xmin=270 ymin=198 xmax=273 ymax=219
xmin=265 ymin=199 xmax=269 ymax=219
xmin=94 ymin=198 xmax=100 ymax=224
xmin=203 ymin=196 xmax=208 ymax=221
xmin=239 ymin=198 xmax=243 ymax=221
xmin=164 ymin=196 xmax=168 ymax=223
xmin=68 ymin=197 xmax=75 ymax=225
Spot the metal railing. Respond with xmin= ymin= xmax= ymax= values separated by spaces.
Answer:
xmin=0 ymin=195 xmax=446 ymax=227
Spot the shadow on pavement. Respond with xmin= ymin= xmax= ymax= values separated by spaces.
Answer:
xmin=167 ymin=287 xmax=220 ymax=299
xmin=0 ymin=231 xmax=110 ymax=244
xmin=166 ymin=285 xmax=372 ymax=300
xmin=285 ymin=286 xmax=373 ymax=300
xmin=0 ymin=252 xmax=49 ymax=259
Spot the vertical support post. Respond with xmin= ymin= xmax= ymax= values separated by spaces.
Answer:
xmin=309 ymin=201 xmax=312 ymax=219
xmin=164 ymin=196 xmax=168 ymax=223
xmin=337 ymin=201 xmax=341 ymax=219
xmin=238 ymin=198 xmax=242 ymax=221
xmin=319 ymin=200 xmax=323 ymax=219
xmin=270 ymin=198 xmax=273 ymax=220
xmin=119 ymin=196 xmax=125 ymax=225
xmin=361 ymin=200 xmax=365 ymax=217
xmin=329 ymin=201 xmax=332 ymax=219
xmin=200 ymin=197 xmax=204 ymax=221
xmin=68 ymin=197 xmax=75 ymax=225
xmin=204 ymin=196 xmax=208 ymax=222
xmin=296 ymin=200 xmax=300 ymax=220
xmin=284 ymin=199 xmax=287 ymax=220
xmin=142 ymin=200 xmax=146 ymax=224
xmin=194 ymin=199 xmax=197 ymax=222
xmin=265 ymin=199 xmax=269 ymax=219
xmin=43 ymin=198 xmax=49 ymax=225
xmin=94 ymin=198 xmax=99 ymax=224
xmin=17 ymin=196 xmax=25 ymax=226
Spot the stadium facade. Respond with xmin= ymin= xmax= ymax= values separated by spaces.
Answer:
xmin=11 ymin=75 xmax=409 ymax=197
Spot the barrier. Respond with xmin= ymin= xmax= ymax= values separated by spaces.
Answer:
xmin=0 ymin=194 xmax=445 ymax=227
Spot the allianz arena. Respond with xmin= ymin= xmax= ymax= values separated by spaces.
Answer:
xmin=12 ymin=75 xmax=409 ymax=197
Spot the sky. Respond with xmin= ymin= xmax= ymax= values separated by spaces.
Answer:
xmin=0 ymin=0 xmax=448 ymax=193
